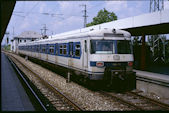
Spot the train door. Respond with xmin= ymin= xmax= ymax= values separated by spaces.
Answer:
xmin=39 ymin=44 xmax=41 ymax=59
xmin=68 ymin=42 xmax=73 ymax=67
xmin=55 ymin=43 xmax=58 ymax=63
xmin=83 ymin=40 xmax=88 ymax=70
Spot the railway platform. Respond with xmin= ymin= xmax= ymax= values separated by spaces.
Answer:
xmin=134 ymin=69 xmax=169 ymax=83
xmin=1 ymin=52 xmax=35 ymax=111
xmin=134 ymin=69 xmax=169 ymax=104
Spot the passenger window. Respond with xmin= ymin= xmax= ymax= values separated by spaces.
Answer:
xmin=29 ymin=46 xmax=31 ymax=51
xmin=42 ymin=46 xmax=46 ymax=53
xmin=75 ymin=44 xmax=80 ymax=57
xmin=63 ymin=44 xmax=67 ymax=55
xmin=60 ymin=45 xmax=63 ymax=55
xmin=32 ymin=46 xmax=34 ymax=51
xmin=49 ymin=45 xmax=54 ymax=54
xmin=36 ymin=45 xmax=39 ymax=52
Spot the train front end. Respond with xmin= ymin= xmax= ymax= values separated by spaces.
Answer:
xmin=89 ymin=29 xmax=136 ymax=91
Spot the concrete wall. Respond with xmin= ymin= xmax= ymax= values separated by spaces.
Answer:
xmin=135 ymin=70 xmax=169 ymax=104
xmin=137 ymin=80 xmax=169 ymax=104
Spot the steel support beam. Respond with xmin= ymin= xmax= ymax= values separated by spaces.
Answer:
xmin=141 ymin=34 xmax=146 ymax=70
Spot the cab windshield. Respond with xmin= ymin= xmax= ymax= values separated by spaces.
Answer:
xmin=117 ymin=40 xmax=132 ymax=54
xmin=90 ymin=40 xmax=132 ymax=54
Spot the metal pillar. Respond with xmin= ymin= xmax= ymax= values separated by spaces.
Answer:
xmin=150 ymin=0 xmax=166 ymax=63
xmin=150 ymin=0 xmax=164 ymax=12
xmin=141 ymin=34 xmax=146 ymax=70
xmin=152 ymin=35 xmax=166 ymax=62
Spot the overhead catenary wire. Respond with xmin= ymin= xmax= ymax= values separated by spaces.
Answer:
xmin=25 ymin=2 xmax=39 ymax=18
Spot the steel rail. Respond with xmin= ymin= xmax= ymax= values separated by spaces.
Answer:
xmin=100 ymin=91 xmax=144 ymax=111
xmin=8 ymin=53 xmax=84 ymax=111
xmin=7 ymin=55 xmax=48 ymax=111
xmin=127 ymin=92 xmax=169 ymax=110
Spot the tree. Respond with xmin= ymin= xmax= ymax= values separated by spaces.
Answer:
xmin=86 ymin=8 xmax=117 ymax=27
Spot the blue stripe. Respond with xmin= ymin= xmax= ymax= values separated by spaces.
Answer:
xmin=90 ymin=61 xmax=128 ymax=67
xmin=90 ymin=61 xmax=96 ymax=66
xmin=114 ymin=40 xmax=117 ymax=54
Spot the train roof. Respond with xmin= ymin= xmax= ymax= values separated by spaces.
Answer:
xmin=19 ymin=28 xmax=131 ymax=46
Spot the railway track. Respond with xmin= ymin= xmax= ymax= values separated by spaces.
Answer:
xmin=7 ymin=53 xmax=84 ymax=111
xmin=100 ymin=91 xmax=169 ymax=111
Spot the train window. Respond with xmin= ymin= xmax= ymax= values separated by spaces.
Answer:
xmin=64 ymin=45 xmax=66 ymax=48
xmin=90 ymin=40 xmax=115 ymax=54
xmin=75 ymin=44 xmax=80 ymax=57
xmin=42 ymin=48 xmax=46 ymax=53
xmin=116 ymin=40 xmax=131 ymax=54
xmin=28 ymin=46 xmax=30 ymax=51
xmin=36 ymin=45 xmax=39 ymax=52
xmin=32 ymin=45 xmax=34 ymax=52
xmin=63 ymin=44 xmax=67 ymax=55
xmin=60 ymin=45 xmax=63 ymax=55
xmin=49 ymin=45 xmax=54 ymax=54
xmin=42 ymin=46 xmax=46 ymax=53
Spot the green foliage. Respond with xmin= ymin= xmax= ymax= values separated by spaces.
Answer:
xmin=4 ymin=44 xmax=11 ymax=51
xmin=86 ymin=8 xmax=117 ymax=27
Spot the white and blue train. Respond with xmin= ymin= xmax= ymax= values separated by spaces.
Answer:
xmin=18 ymin=28 xmax=136 ymax=90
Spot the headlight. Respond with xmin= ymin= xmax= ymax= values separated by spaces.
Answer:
xmin=96 ymin=61 xmax=104 ymax=67
xmin=127 ymin=62 xmax=133 ymax=71
xmin=128 ymin=61 xmax=133 ymax=67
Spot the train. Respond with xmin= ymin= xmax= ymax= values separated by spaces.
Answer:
xmin=18 ymin=28 xmax=136 ymax=91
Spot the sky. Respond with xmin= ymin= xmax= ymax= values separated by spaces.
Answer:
xmin=2 ymin=0 xmax=169 ymax=45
